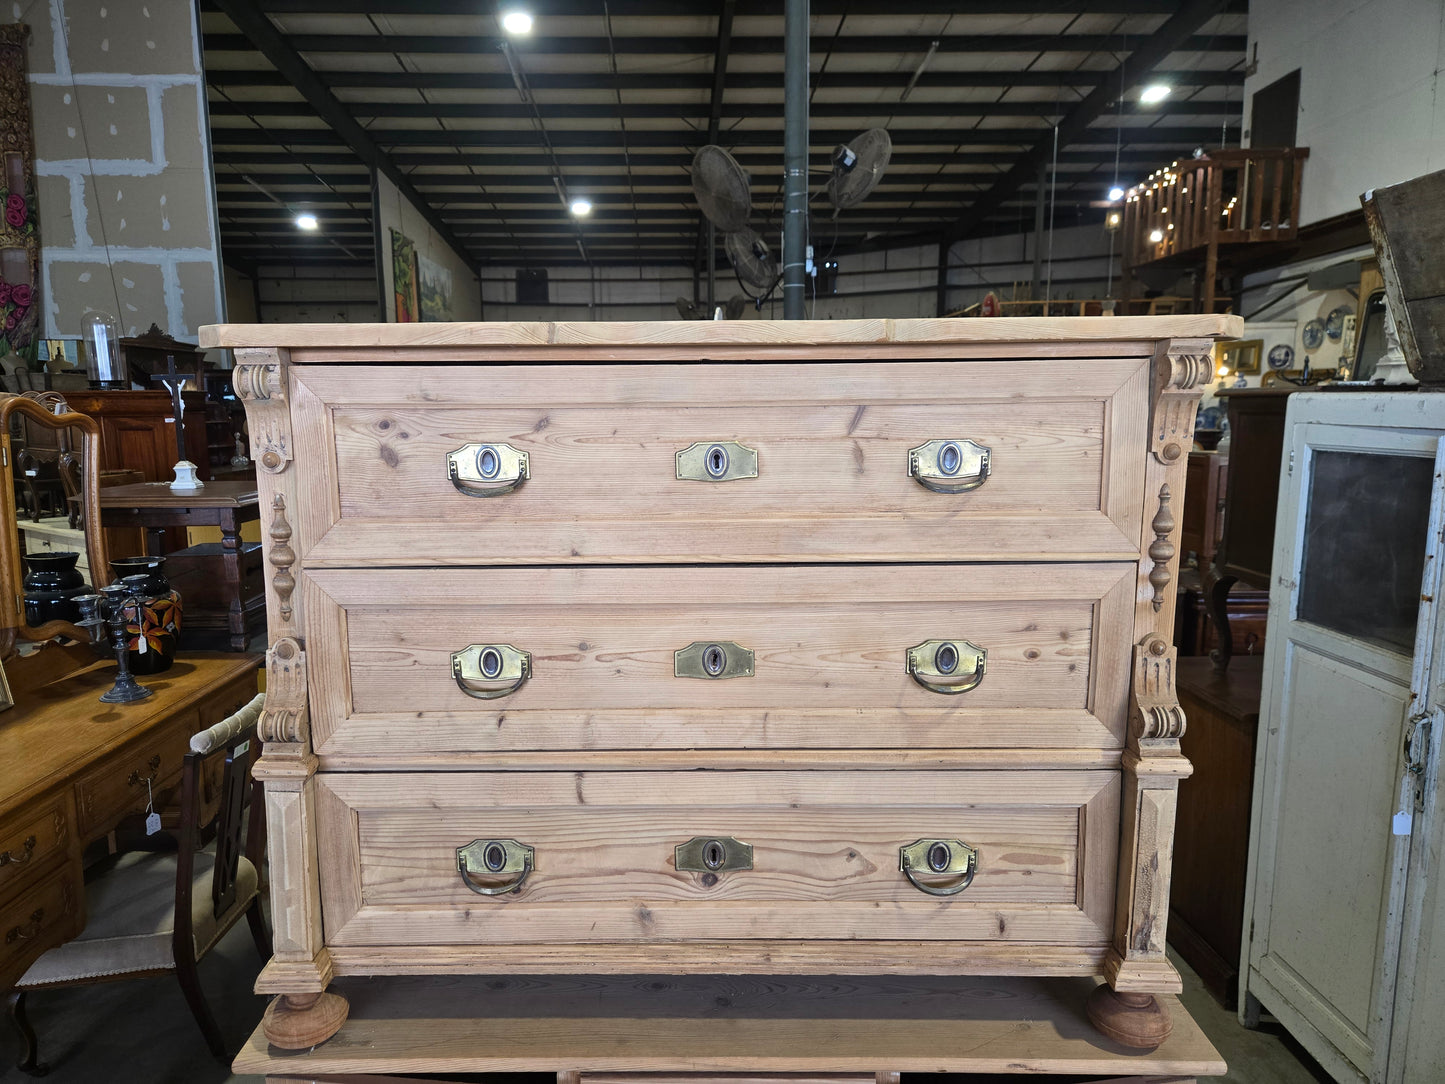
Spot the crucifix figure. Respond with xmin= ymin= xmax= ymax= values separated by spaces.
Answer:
xmin=152 ymin=353 xmax=204 ymax=491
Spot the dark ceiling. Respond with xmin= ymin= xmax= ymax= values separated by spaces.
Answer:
xmin=200 ymin=0 xmax=1249 ymax=272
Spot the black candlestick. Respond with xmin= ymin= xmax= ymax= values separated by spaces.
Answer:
xmin=76 ymin=583 xmax=155 ymax=703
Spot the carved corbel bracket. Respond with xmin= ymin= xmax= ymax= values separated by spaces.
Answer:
xmin=259 ymin=636 xmax=310 ymax=748
xmin=1150 ymin=344 xmax=1211 ymax=465
xmin=234 ymin=347 xmax=293 ymax=475
xmin=1131 ymin=637 xmax=1187 ymax=746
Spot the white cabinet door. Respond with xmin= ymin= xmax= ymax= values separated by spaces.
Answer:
xmin=1242 ymin=406 xmax=1444 ymax=1084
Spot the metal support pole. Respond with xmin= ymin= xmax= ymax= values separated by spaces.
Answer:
xmin=707 ymin=222 xmax=717 ymax=311
xmin=782 ymin=0 xmax=809 ymax=320
xmin=1029 ymin=158 xmax=1047 ymax=302
xmin=936 ymin=241 xmax=950 ymax=317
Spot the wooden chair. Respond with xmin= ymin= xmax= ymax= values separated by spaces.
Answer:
xmin=6 ymin=694 xmax=270 ymax=1073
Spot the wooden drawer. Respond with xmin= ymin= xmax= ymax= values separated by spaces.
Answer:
xmin=289 ymin=360 xmax=1149 ymax=566
xmin=75 ymin=714 xmax=193 ymax=836
xmin=0 ymin=861 xmax=81 ymax=990
xmin=316 ymin=770 xmax=1119 ymax=951
xmin=0 ymin=791 xmax=72 ymax=904
xmin=305 ymin=563 xmax=1135 ymax=757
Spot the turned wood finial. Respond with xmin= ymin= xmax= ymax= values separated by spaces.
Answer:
xmin=1147 ymin=485 xmax=1176 ymax=611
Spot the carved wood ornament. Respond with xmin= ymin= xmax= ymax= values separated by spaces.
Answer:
xmin=1151 ymin=349 xmax=1211 ymax=465
xmin=233 ymin=349 xmax=293 ymax=475
xmin=268 ymin=495 xmax=297 ymax=626
xmin=1147 ymin=485 xmax=1176 ymax=612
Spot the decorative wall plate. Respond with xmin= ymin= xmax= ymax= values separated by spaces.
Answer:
xmin=1268 ymin=343 xmax=1295 ymax=370
xmin=1303 ymin=318 xmax=1326 ymax=351
xmin=1325 ymin=305 xmax=1351 ymax=341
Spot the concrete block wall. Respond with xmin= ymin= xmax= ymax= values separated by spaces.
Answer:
xmin=11 ymin=0 xmax=224 ymax=340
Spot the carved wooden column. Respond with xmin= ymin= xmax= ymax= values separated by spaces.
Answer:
xmin=1090 ymin=339 xmax=1209 ymax=1048
xmin=235 ymin=347 xmax=348 ymax=1047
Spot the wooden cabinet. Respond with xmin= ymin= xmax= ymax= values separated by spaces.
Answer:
xmin=1242 ymin=391 xmax=1445 ymax=1083
xmin=206 ymin=315 xmax=1241 ymax=1051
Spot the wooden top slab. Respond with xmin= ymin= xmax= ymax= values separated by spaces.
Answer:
xmin=97 ymin=480 xmax=261 ymax=509
xmin=200 ymin=315 xmax=1243 ymax=351
xmin=233 ymin=974 xmax=1225 ymax=1076
xmin=0 ymin=653 xmax=261 ymax=818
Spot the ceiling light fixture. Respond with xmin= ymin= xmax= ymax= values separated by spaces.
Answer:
xmin=501 ymin=9 xmax=532 ymax=34
xmin=1108 ymin=186 xmax=1126 ymax=201
xmin=294 ymin=212 xmax=318 ymax=230
xmin=1140 ymin=84 xmax=1171 ymax=104
xmin=570 ymin=198 xmax=592 ymax=217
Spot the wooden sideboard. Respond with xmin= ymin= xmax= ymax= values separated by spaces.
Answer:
xmin=204 ymin=315 xmax=1241 ymax=1054
xmin=0 ymin=652 xmax=261 ymax=991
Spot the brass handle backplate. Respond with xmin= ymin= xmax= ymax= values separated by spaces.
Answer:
xmin=675 ymin=641 xmax=755 ymax=680
xmin=127 ymin=754 xmax=162 ymax=787
xmin=676 ymin=835 xmax=754 ymax=873
xmin=456 ymin=838 xmax=534 ymax=896
xmin=452 ymin=644 xmax=531 ymax=700
xmin=447 ymin=442 xmax=529 ymax=497
xmin=4 ymin=908 xmax=44 ymax=944
xmin=900 ymin=838 xmax=978 ymax=896
xmin=908 ymin=439 xmax=990 ymax=493
xmin=676 ymin=441 xmax=758 ymax=482
xmin=0 ymin=835 xmax=36 ymax=867
xmin=906 ymin=639 xmax=986 ymax=695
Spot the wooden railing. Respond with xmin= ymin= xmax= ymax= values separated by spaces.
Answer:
xmin=1121 ymin=147 xmax=1309 ymax=278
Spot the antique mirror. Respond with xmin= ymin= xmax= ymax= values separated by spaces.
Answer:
xmin=0 ymin=392 xmax=109 ymax=657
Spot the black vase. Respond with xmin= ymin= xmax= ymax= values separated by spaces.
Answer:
xmin=108 ymin=556 xmax=183 ymax=675
xmin=23 ymin=551 xmax=88 ymax=627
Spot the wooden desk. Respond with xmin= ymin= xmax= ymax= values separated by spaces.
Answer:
xmin=98 ymin=481 xmax=264 ymax=651
xmin=0 ymin=652 xmax=261 ymax=991
xmin=235 ymin=974 xmax=1225 ymax=1082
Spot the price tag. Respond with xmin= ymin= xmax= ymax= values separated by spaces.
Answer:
xmin=144 ymin=777 xmax=160 ymax=835
xmin=1393 ymin=810 xmax=1413 ymax=837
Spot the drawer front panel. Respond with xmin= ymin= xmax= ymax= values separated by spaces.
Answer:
xmin=0 ymin=862 xmax=81 ymax=990
xmin=317 ymin=770 xmax=1118 ymax=947
xmin=291 ymin=360 xmax=1148 ymax=564
xmin=306 ymin=563 xmax=1134 ymax=755
xmin=75 ymin=715 xmax=193 ymax=836
xmin=0 ymin=791 xmax=72 ymax=903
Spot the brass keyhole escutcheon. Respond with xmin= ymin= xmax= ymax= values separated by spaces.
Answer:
xmin=938 ymin=441 xmax=962 ymax=475
xmin=483 ymin=842 xmax=507 ymax=871
xmin=703 ymin=644 xmax=727 ymax=676
xmin=900 ymin=838 xmax=978 ymax=897
xmin=477 ymin=447 xmax=499 ymax=478
xmin=703 ymin=840 xmax=727 ymax=870
xmin=706 ymin=444 xmax=729 ymax=478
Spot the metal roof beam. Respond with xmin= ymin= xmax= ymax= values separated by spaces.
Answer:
xmin=946 ymin=0 xmax=1232 ymax=241
xmin=208 ymin=1 xmax=1245 ymax=15
xmin=208 ymin=0 xmax=479 ymax=267
xmin=203 ymin=32 xmax=1244 ymax=55
xmin=210 ymin=125 xmax=1224 ymax=148
xmin=207 ymin=98 xmax=1236 ymax=120
xmin=207 ymin=68 xmax=1243 ymax=91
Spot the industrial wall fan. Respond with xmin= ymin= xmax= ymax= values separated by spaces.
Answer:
xmin=689 ymin=127 xmax=892 ymax=308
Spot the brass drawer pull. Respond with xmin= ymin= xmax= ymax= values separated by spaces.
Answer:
xmin=907 ymin=639 xmax=985 ymax=695
xmin=0 ymin=836 xmax=36 ymax=867
xmin=676 ymin=440 xmax=758 ymax=482
xmin=676 ymin=835 xmax=754 ymax=873
xmin=456 ymin=838 xmax=534 ymax=896
xmin=4 ymin=908 xmax=45 ymax=944
xmin=908 ymin=439 xmax=990 ymax=493
xmin=447 ymin=442 xmax=529 ymax=498
xmin=452 ymin=644 xmax=531 ymax=700
xmin=675 ymin=641 xmax=755 ymax=680
xmin=127 ymin=754 xmax=162 ymax=787
xmin=900 ymin=838 xmax=978 ymax=897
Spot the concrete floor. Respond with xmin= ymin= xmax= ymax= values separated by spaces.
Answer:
xmin=1 ymin=927 xmax=1335 ymax=1083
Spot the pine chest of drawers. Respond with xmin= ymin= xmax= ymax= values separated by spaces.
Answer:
xmin=203 ymin=315 xmax=1239 ymax=1051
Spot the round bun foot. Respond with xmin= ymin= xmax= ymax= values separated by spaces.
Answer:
xmin=1085 ymin=984 xmax=1172 ymax=1050
xmin=262 ymin=990 xmax=350 ymax=1050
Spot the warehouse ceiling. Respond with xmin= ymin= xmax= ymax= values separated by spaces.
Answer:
xmin=200 ymin=0 xmax=1249 ymax=272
